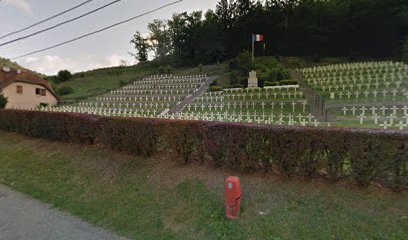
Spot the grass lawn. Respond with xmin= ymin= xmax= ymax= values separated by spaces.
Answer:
xmin=57 ymin=63 xmax=227 ymax=102
xmin=0 ymin=131 xmax=407 ymax=239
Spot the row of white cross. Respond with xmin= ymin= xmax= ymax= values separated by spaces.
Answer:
xmin=197 ymin=92 xmax=303 ymax=102
xmin=304 ymin=70 xmax=407 ymax=80
xmin=340 ymin=105 xmax=408 ymax=116
xmin=142 ymin=74 xmax=207 ymax=81
xmin=302 ymin=61 xmax=406 ymax=74
xmin=108 ymin=88 xmax=195 ymax=96
xmin=96 ymin=95 xmax=184 ymax=103
xmin=38 ymin=106 xmax=320 ymax=127
xmin=170 ymin=112 xmax=318 ymax=126
xmin=134 ymin=80 xmax=205 ymax=86
xmin=114 ymin=83 xmax=202 ymax=91
xmin=320 ymin=81 xmax=404 ymax=91
xmin=329 ymin=89 xmax=408 ymax=100
xmin=78 ymin=101 xmax=172 ymax=109
xmin=186 ymin=101 xmax=309 ymax=113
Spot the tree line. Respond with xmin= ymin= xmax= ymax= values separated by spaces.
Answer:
xmin=130 ymin=0 xmax=408 ymax=66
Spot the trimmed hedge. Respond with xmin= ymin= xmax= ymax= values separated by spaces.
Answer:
xmin=0 ymin=110 xmax=407 ymax=190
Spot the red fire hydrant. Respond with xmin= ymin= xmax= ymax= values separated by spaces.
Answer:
xmin=225 ymin=176 xmax=242 ymax=219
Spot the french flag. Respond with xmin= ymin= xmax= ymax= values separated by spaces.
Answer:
xmin=252 ymin=34 xmax=264 ymax=42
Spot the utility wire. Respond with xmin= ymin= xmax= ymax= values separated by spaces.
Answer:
xmin=0 ymin=0 xmax=123 ymax=47
xmin=0 ymin=0 xmax=95 ymax=40
xmin=12 ymin=0 xmax=183 ymax=60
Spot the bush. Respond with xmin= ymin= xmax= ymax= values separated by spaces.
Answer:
xmin=58 ymin=86 xmax=74 ymax=96
xmin=279 ymin=79 xmax=298 ymax=85
xmin=0 ymin=94 xmax=8 ymax=109
xmin=210 ymin=86 xmax=223 ymax=92
xmin=229 ymin=51 xmax=253 ymax=74
xmin=119 ymin=80 xmax=128 ymax=87
xmin=227 ymin=84 xmax=243 ymax=89
xmin=57 ymin=70 xmax=72 ymax=82
xmin=158 ymin=65 xmax=173 ymax=74
xmin=403 ymin=38 xmax=408 ymax=63
xmin=198 ymin=64 xmax=203 ymax=72
xmin=0 ymin=110 xmax=98 ymax=144
xmin=0 ymin=110 xmax=407 ymax=190
xmin=264 ymin=81 xmax=278 ymax=87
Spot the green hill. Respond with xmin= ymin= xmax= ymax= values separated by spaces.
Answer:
xmin=54 ymin=56 xmax=351 ymax=103
xmin=0 ymin=57 xmax=25 ymax=70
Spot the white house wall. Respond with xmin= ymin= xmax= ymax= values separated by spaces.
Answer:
xmin=1 ymin=82 xmax=58 ymax=109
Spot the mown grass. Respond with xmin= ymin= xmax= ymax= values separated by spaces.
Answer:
xmin=57 ymin=63 xmax=227 ymax=102
xmin=0 ymin=131 xmax=407 ymax=239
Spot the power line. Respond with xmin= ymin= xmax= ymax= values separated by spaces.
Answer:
xmin=12 ymin=0 xmax=183 ymax=60
xmin=0 ymin=0 xmax=123 ymax=48
xmin=0 ymin=0 xmax=95 ymax=40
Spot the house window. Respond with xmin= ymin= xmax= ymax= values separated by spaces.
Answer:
xmin=35 ymin=88 xmax=46 ymax=96
xmin=16 ymin=85 xmax=23 ymax=94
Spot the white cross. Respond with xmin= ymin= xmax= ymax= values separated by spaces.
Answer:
xmin=380 ymin=121 xmax=390 ymax=130
xmin=359 ymin=114 xmax=366 ymax=125
xmin=342 ymin=107 xmax=348 ymax=115
xmin=396 ymin=121 xmax=406 ymax=130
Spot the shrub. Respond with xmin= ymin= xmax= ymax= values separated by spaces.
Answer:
xmin=0 ymin=110 xmax=406 ymax=190
xmin=158 ymin=65 xmax=173 ymax=74
xmin=279 ymin=79 xmax=298 ymax=85
xmin=403 ymin=37 xmax=408 ymax=63
xmin=0 ymin=94 xmax=8 ymax=109
xmin=227 ymin=84 xmax=243 ymax=89
xmin=229 ymin=51 xmax=253 ymax=74
xmin=58 ymin=86 xmax=74 ymax=96
xmin=264 ymin=81 xmax=278 ymax=87
xmin=0 ymin=110 xmax=98 ymax=144
xmin=119 ymin=80 xmax=128 ymax=87
xmin=198 ymin=64 xmax=203 ymax=72
xmin=210 ymin=86 xmax=223 ymax=92
xmin=57 ymin=70 xmax=72 ymax=82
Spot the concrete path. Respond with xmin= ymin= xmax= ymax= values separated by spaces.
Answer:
xmin=168 ymin=76 xmax=217 ymax=114
xmin=0 ymin=185 xmax=126 ymax=240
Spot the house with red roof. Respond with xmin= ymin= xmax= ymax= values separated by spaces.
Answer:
xmin=0 ymin=66 xmax=59 ymax=109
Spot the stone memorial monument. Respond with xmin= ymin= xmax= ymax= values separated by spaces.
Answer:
xmin=248 ymin=71 xmax=258 ymax=89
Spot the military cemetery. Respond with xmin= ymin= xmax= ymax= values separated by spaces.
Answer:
xmin=0 ymin=0 xmax=407 ymax=239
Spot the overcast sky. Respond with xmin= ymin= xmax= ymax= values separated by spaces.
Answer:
xmin=0 ymin=0 xmax=219 ymax=75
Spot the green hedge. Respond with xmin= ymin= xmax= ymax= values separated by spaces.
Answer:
xmin=0 ymin=110 xmax=407 ymax=190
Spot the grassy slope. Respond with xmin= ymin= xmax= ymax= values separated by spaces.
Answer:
xmin=56 ymin=56 xmax=352 ymax=103
xmin=57 ymin=63 xmax=228 ymax=102
xmin=0 ymin=131 xmax=406 ymax=240
xmin=0 ymin=57 xmax=25 ymax=70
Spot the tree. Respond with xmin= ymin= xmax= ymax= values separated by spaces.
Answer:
xmin=0 ymin=94 xmax=8 ymax=109
xmin=148 ymin=19 xmax=172 ymax=61
xmin=57 ymin=70 xmax=72 ymax=82
xmin=130 ymin=31 xmax=149 ymax=62
xmin=403 ymin=38 xmax=408 ymax=63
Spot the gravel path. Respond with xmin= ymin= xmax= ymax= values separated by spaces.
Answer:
xmin=0 ymin=185 xmax=127 ymax=240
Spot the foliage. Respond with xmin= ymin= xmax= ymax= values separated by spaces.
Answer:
xmin=279 ymin=79 xmax=298 ymax=85
xmin=137 ymin=0 xmax=408 ymax=66
xmin=210 ymin=86 xmax=223 ymax=91
xmin=130 ymin=31 xmax=150 ymax=62
xmin=0 ymin=94 xmax=8 ymax=109
xmin=57 ymin=86 xmax=74 ymax=96
xmin=0 ymin=110 xmax=406 ymax=190
xmin=264 ymin=81 xmax=277 ymax=87
xmin=403 ymin=37 xmax=408 ymax=63
xmin=158 ymin=65 xmax=173 ymax=74
xmin=57 ymin=70 xmax=72 ymax=82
